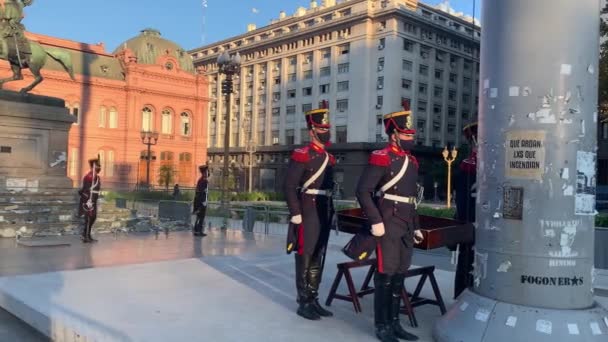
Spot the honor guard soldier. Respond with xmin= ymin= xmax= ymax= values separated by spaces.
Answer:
xmin=284 ymin=102 xmax=335 ymax=320
xmin=78 ymin=157 xmax=102 ymax=243
xmin=356 ymin=102 xmax=422 ymax=342
xmin=193 ymin=165 xmax=209 ymax=237
xmin=452 ymin=122 xmax=478 ymax=298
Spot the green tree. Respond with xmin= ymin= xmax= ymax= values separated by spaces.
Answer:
xmin=158 ymin=165 xmax=175 ymax=192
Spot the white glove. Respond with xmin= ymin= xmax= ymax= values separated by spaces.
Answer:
xmin=203 ymin=201 xmax=208 ymax=207
xmin=291 ymin=215 xmax=302 ymax=225
xmin=414 ymin=230 xmax=424 ymax=244
xmin=371 ymin=222 xmax=385 ymax=237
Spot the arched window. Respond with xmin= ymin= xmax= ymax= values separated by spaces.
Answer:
xmin=99 ymin=106 xmax=107 ymax=128
xmin=109 ymin=107 xmax=118 ymax=129
xmin=161 ymin=109 xmax=173 ymax=134
xmin=98 ymin=149 xmax=115 ymax=177
xmin=180 ymin=112 xmax=191 ymax=136
xmin=142 ymin=107 xmax=153 ymax=132
xmin=178 ymin=152 xmax=193 ymax=184
xmin=160 ymin=151 xmax=174 ymax=166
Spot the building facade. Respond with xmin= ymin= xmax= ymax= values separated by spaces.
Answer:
xmin=1 ymin=29 xmax=209 ymax=190
xmin=190 ymin=0 xmax=480 ymax=197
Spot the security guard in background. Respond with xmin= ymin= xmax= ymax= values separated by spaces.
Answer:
xmin=193 ymin=165 xmax=209 ymax=237
xmin=452 ymin=122 xmax=478 ymax=298
xmin=284 ymin=102 xmax=335 ymax=320
xmin=356 ymin=102 xmax=422 ymax=342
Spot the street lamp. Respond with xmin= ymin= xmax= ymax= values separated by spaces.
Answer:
xmin=217 ymin=50 xmax=241 ymax=225
xmin=442 ymin=146 xmax=458 ymax=208
xmin=245 ymin=139 xmax=257 ymax=193
xmin=140 ymin=130 xmax=159 ymax=190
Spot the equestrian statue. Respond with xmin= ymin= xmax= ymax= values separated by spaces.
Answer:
xmin=0 ymin=0 xmax=74 ymax=93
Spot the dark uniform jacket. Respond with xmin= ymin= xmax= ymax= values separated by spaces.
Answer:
xmin=285 ymin=143 xmax=336 ymax=218
xmin=455 ymin=152 xmax=477 ymax=222
xmin=78 ymin=171 xmax=101 ymax=217
xmin=193 ymin=178 xmax=208 ymax=213
xmin=356 ymin=145 xmax=419 ymax=245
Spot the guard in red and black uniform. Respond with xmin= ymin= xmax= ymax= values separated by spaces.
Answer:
xmin=284 ymin=104 xmax=335 ymax=321
xmin=78 ymin=158 xmax=102 ymax=243
xmin=452 ymin=122 xmax=478 ymax=298
xmin=356 ymin=104 xmax=422 ymax=342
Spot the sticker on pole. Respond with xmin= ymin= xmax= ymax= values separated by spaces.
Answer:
xmin=575 ymin=151 xmax=596 ymax=216
xmin=505 ymin=130 xmax=546 ymax=180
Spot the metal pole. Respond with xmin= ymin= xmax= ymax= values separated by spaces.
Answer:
xmin=223 ymin=83 xmax=231 ymax=208
xmin=446 ymin=161 xmax=452 ymax=208
xmin=248 ymin=151 xmax=253 ymax=193
xmin=434 ymin=1 xmax=607 ymax=341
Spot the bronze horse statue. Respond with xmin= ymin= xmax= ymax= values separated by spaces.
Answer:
xmin=0 ymin=37 xmax=75 ymax=93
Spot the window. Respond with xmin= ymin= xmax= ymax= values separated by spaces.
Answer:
xmin=419 ymin=65 xmax=428 ymax=76
xmin=402 ymin=60 xmax=413 ymax=71
xmin=338 ymin=81 xmax=349 ymax=92
xmin=462 ymin=110 xmax=470 ymax=119
xmin=272 ymin=131 xmax=279 ymax=145
xmin=435 ymin=69 xmax=443 ymax=80
xmin=273 ymin=92 xmax=281 ymax=102
xmin=402 ymin=79 xmax=412 ymax=90
xmin=286 ymin=105 xmax=296 ymax=114
xmin=377 ymin=77 xmax=384 ymax=89
xmin=417 ymin=120 xmax=426 ymax=132
xmin=289 ymin=57 xmax=297 ymax=65
xmin=318 ymin=100 xmax=329 ymax=108
xmin=142 ymin=107 xmax=153 ymax=132
xmin=463 ymin=77 xmax=472 ymax=88
xmin=286 ymin=129 xmax=295 ymax=145
xmin=378 ymin=57 xmax=385 ymax=71
xmin=303 ymin=70 xmax=313 ymax=79
xmin=433 ymin=104 xmax=442 ymax=114
xmin=69 ymin=147 xmax=79 ymax=177
xmin=71 ymin=103 xmax=80 ymax=125
xmin=274 ymin=76 xmax=281 ymax=85
xmin=337 ymin=99 xmax=348 ymax=112
xmin=403 ymin=39 xmax=414 ymax=52
xmin=301 ymin=128 xmax=310 ymax=143
xmin=420 ymin=46 xmax=431 ymax=59
xmin=436 ymin=50 xmax=446 ymax=63
xmin=404 ymin=22 xmax=416 ymax=34
xmin=99 ymin=106 xmax=107 ymax=128
xmin=379 ymin=38 xmax=386 ymax=50
xmin=247 ymin=81 xmax=253 ymax=89
xmin=98 ymin=149 xmax=114 ymax=177
xmin=418 ymin=101 xmax=427 ymax=112
xmin=338 ymin=63 xmax=349 ymax=74
xmin=180 ymin=112 xmax=191 ymax=136
xmin=288 ymin=73 xmax=296 ymax=82
xmin=449 ymin=73 xmax=457 ymax=83
xmin=434 ymin=87 xmax=443 ymax=98
xmin=336 ymin=126 xmax=347 ymax=143
xmin=109 ymin=107 xmax=118 ymax=129
xmin=377 ymin=96 xmax=383 ymax=106
xmin=272 ymin=107 xmax=280 ymax=116
xmin=161 ymin=109 xmax=173 ymax=134
xmin=321 ymin=48 xmax=331 ymax=59
xmin=463 ymin=94 xmax=471 ymax=104
xmin=433 ymin=121 xmax=441 ymax=132
xmin=339 ymin=44 xmax=350 ymax=54
xmin=320 ymin=67 xmax=331 ymax=77
xmin=448 ymin=107 xmax=456 ymax=117
xmin=377 ymin=115 xmax=383 ymax=125
xmin=320 ymin=84 xmax=330 ymax=94
xmin=287 ymin=89 xmax=296 ymax=98
xmin=419 ymin=83 xmax=427 ymax=95
xmin=303 ymin=87 xmax=312 ymax=96
xmin=302 ymin=103 xmax=312 ymax=112
xmin=448 ymin=124 xmax=456 ymax=134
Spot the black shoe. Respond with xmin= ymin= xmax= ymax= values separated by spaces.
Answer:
xmin=375 ymin=324 xmax=398 ymax=342
xmin=311 ymin=299 xmax=333 ymax=317
xmin=88 ymin=236 xmax=98 ymax=243
xmin=297 ymin=303 xmax=321 ymax=320
xmin=391 ymin=323 xmax=418 ymax=341
xmin=201 ymin=232 xmax=208 ymax=237
xmin=193 ymin=231 xmax=202 ymax=236
xmin=81 ymin=236 xmax=91 ymax=243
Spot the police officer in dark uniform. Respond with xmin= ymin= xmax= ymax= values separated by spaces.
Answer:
xmin=78 ymin=158 xmax=102 ymax=243
xmin=452 ymin=122 xmax=478 ymax=298
xmin=356 ymin=104 xmax=422 ymax=342
xmin=284 ymin=103 xmax=335 ymax=320
xmin=193 ymin=165 xmax=209 ymax=237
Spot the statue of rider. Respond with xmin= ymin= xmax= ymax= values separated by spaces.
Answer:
xmin=0 ymin=0 xmax=32 ymax=65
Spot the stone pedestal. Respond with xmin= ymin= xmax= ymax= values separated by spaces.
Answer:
xmin=0 ymin=91 xmax=75 ymax=192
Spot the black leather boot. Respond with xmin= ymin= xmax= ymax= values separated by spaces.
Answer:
xmin=295 ymin=254 xmax=320 ymax=320
xmin=390 ymin=274 xmax=418 ymax=341
xmin=374 ymin=273 xmax=398 ymax=342
xmin=308 ymin=252 xmax=333 ymax=317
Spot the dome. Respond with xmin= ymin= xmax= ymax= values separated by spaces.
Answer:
xmin=114 ymin=28 xmax=195 ymax=73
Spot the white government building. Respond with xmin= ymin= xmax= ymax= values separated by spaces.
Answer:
xmin=189 ymin=0 xmax=480 ymax=196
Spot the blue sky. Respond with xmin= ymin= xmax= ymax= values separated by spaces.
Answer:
xmin=23 ymin=0 xmax=479 ymax=52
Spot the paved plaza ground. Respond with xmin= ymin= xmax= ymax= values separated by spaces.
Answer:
xmin=0 ymin=228 xmax=605 ymax=341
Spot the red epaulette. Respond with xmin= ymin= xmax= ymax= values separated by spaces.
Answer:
xmin=291 ymin=147 xmax=311 ymax=163
xmin=369 ymin=149 xmax=390 ymax=167
xmin=328 ymin=154 xmax=336 ymax=166
xmin=407 ymin=154 xmax=419 ymax=169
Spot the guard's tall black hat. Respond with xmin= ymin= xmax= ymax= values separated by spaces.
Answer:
xmin=383 ymin=99 xmax=415 ymax=135
xmin=305 ymin=100 xmax=330 ymax=129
